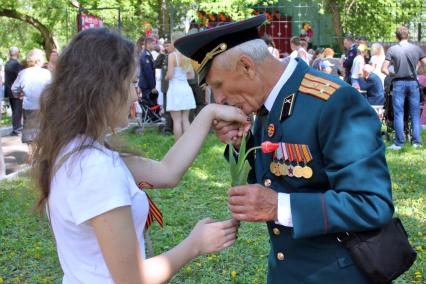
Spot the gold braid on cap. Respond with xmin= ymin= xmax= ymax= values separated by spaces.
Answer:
xmin=196 ymin=43 xmax=228 ymax=73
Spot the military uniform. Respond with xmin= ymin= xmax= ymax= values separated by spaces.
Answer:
xmin=174 ymin=14 xmax=394 ymax=284
xmin=138 ymin=49 xmax=156 ymax=97
xmin=343 ymin=43 xmax=357 ymax=83
xmin=246 ymin=58 xmax=393 ymax=283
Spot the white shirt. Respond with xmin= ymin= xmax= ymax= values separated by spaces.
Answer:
xmin=351 ymin=55 xmax=364 ymax=79
xmin=48 ymin=137 xmax=149 ymax=284
xmin=264 ymin=58 xmax=297 ymax=227
xmin=290 ymin=48 xmax=309 ymax=65
xmin=11 ymin=66 xmax=51 ymax=110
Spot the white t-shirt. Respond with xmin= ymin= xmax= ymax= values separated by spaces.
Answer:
xmin=48 ymin=137 xmax=149 ymax=284
xmin=11 ymin=66 xmax=51 ymax=110
xmin=290 ymin=47 xmax=309 ymax=65
xmin=351 ymin=55 xmax=365 ymax=79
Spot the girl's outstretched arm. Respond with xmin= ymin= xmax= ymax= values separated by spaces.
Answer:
xmin=123 ymin=104 xmax=249 ymax=188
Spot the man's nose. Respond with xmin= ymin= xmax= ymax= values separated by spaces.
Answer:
xmin=214 ymin=92 xmax=226 ymax=105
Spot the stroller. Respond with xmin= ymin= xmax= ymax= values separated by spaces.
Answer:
xmin=382 ymin=77 xmax=424 ymax=143
xmin=135 ymin=91 xmax=163 ymax=133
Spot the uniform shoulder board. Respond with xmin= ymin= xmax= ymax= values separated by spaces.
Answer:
xmin=299 ymin=72 xmax=342 ymax=101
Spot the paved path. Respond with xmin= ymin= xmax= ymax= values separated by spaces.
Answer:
xmin=1 ymin=131 xmax=30 ymax=176
xmin=0 ymin=121 xmax=162 ymax=179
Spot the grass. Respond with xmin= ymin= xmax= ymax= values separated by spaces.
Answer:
xmin=0 ymin=113 xmax=11 ymax=128
xmin=0 ymin=128 xmax=425 ymax=284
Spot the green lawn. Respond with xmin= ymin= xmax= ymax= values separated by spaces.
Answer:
xmin=0 ymin=129 xmax=425 ymax=284
xmin=0 ymin=113 xmax=11 ymax=128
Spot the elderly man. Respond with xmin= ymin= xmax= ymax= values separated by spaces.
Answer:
xmin=175 ymin=15 xmax=393 ymax=284
xmin=358 ymin=64 xmax=384 ymax=105
xmin=4 ymin=46 xmax=24 ymax=136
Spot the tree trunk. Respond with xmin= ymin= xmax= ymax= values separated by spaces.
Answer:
xmin=326 ymin=1 xmax=344 ymax=52
xmin=0 ymin=8 xmax=57 ymax=56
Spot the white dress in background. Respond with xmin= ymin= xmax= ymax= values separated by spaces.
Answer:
xmin=166 ymin=53 xmax=196 ymax=112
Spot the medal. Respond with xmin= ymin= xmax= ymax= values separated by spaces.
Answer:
xmin=275 ymin=162 xmax=282 ymax=176
xmin=267 ymin=123 xmax=275 ymax=138
xmin=270 ymin=161 xmax=276 ymax=174
xmin=287 ymin=165 xmax=294 ymax=177
xmin=279 ymin=162 xmax=288 ymax=176
xmin=300 ymin=144 xmax=314 ymax=179
xmin=293 ymin=144 xmax=304 ymax=178
xmin=293 ymin=165 xmax=303 ymax=178
xmin=302 ymin=166 xmax=313 ymax=179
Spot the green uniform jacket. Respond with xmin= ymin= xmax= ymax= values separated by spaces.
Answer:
xmin=246 ymin=59 xmax=394 ymax=283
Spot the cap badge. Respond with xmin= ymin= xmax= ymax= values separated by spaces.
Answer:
xmin=198 ymin=43 xmax=228 ymax=72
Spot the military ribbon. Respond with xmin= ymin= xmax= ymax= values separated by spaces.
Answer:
xmin=138 ymin=181 xmax=164 ymax=230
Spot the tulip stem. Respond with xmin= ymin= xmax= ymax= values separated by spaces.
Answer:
xmin=241 ymin=146 xmax=262 ymax=162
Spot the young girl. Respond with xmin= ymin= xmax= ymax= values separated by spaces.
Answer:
xmin=32 ymin=28 xmax=247 ymax=284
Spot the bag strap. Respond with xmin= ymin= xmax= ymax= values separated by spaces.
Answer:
xmin=174 ymin=52 xmax=179 ymax=67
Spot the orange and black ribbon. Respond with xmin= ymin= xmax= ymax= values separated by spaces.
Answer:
xmin=138 ymin=181 xmax=164 ymax=230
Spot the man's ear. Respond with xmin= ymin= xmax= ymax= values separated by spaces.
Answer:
xmin=237 ymin=55 xmax=256 ymax=79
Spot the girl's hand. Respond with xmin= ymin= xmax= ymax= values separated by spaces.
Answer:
xmin=187 ymin=218 xmax=238 ymax=256
xmin=206 ymin=103 xmax=249 ymax=124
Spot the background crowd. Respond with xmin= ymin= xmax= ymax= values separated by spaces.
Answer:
xmin=1 ymin=23 xmax=425 ymax=167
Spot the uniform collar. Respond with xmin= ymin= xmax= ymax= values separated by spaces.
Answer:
xmin=264 ymin=58 xmax=297 ymax=111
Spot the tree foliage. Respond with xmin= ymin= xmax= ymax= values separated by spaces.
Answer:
xmin=0 ymin=0 xmax=425 ymax=60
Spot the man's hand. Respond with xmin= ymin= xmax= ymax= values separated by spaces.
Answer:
xmin=212 ymin=119 xmax=251 ymax=146
xmin=228 ymin=184 xmax=278 ymax=222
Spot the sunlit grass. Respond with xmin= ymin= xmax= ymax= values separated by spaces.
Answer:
xmin=0 ymin=128 xmax=425 ymax=283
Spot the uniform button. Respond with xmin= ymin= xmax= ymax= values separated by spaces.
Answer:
xmin=273 ymin=228 xmax=280 ymax=235
xmin=264 ymin=179 xmax=271 ymax=187
xmin=277 ymin=252 xmax=285 ymax=261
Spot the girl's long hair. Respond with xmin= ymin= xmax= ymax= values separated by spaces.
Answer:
xmin=32 ymin=28 xmax=136 ymax=212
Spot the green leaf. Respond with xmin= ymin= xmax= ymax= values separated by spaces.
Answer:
xmin=237 ymin=133 xmax=248 ymax=174
xmin=228 ymin=143 xmax=238 ymax=186
xmin=237 ymin=160 xmax=252 ymax=186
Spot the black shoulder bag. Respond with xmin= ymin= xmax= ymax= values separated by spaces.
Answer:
xmin=337 ymin=218 xmax=417 ymax=284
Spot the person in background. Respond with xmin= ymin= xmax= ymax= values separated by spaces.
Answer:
xmin=139 ymin=37 xmax=158 ymax=106
xmin=0 ymin=59 xmax=4 ymax=110
xmin=151 ymin=44 xmax=164 ymax=111
xmin=0 ymin=59 xmax=4 ymax=178
xmin=12 ymin=48 xmax=51 ymax=145
xmin=417 ymin=65 xmax=426 ymax=129
xmin=358 ymin=64 xmax=385 ymax=105
xmin=356 ymin=36 xmax=370 ymax=62
xmin=154 ymin=39 xmax=173 ymax=134
xmin=369 ymin=43 xmax=386 ymax=84
xmin=321 ymin=48 xmax=342 ymax=77
xmin=350 ymin=44 xmax=368 ymax=89
xmin=310 ymin=47 xmax=324 ymax=70
xmin=319 ymin=60 xmax=334 ymax=75
xmin=44 ymin=49 xmax=59 ymax=73
xmin=342 ymin=35 xmax=357 ymax=83
xmin=263 ymin=36 xmax=280 ymax=59
xmin=32 ymin=28 xmax=244 ymax=284
xmin=166 ymin=32 xmax=196 ymax=141
xmin=300 ymin=39 xmax=312 ymax=64
xmin=382 ymin=26 xmax=426 ymax=149
xmin=4 ymin=46 xmax=24 ymax=136
xmin=289 ymin=36 xmax=309 ymax=64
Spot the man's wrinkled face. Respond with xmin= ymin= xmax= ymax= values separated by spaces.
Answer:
xmin=206 ymin=56 xmax=264 ymax=115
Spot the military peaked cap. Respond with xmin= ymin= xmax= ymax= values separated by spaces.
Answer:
xmin=174 ymin=14 xmax=266 ymax=86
